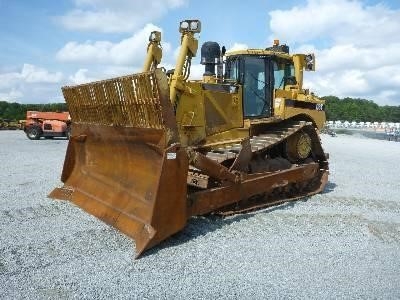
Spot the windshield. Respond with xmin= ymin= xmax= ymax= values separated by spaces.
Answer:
xmin=273 ymin=60 xmax=295 ymax=89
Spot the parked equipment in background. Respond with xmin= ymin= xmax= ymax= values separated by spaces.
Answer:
xmin=386 ymin=129 xmax=399 ymax=142
xmin=24 ymin=111 xmax=71 ymax=140
xmin=0 ymin=118 xmax=20 ymax=130
xmin=50 ymin=20 xmax=329 ymax=257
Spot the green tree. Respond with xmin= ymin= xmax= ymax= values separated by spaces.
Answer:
xmin=322 ymin=96 xmax=400 ymax=122
xmin=0 ymin=101 xmax=68 ymax=120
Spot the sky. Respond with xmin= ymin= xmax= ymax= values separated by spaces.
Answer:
xmin=1 ymin=0 xmax=400 ymax=106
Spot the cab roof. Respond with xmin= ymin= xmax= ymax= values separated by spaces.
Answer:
xmin=226 ymin=49 xmax=292 ymax=60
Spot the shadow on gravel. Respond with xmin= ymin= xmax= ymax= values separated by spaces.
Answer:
xmin=322 ymin=181 xmax=337 ymax=194
xmin=141 ymin=215 xmax=234 ymax=258
xmin=141 ymin=200 xmax=307 ymax=258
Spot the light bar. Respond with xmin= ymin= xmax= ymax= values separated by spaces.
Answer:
xmin=305 ymin=54 xmax=315 ymax=71
xmin=149 ymin=31 xmax=161 ymax=42
xmin=179 ymin=19 xmax=201 ymax=33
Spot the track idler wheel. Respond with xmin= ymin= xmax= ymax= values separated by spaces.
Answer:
xmin=286 ymin=131 xmax=312 ymax=162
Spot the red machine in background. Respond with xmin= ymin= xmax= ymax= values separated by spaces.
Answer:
xmin=24 ymin=111 xmax=71 ymax=140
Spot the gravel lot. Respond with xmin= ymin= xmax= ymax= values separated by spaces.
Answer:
xmin=1 ymin=130 xmax=399 ymax=299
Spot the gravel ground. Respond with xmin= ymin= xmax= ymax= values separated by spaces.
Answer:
xmin=0 ymin=130 xmax=399 ymax=299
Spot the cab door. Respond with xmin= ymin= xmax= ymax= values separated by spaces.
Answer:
xmin=242 ymin=56 xmax=272 ymax=118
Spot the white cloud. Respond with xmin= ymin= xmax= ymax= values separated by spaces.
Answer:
xmin=305 ymin=70 xmax=368 ymax=96
xmin=67 ymin=65 xmax=145 ymax=85
xmin=21 ymin=64 xmax=63 ymax=83
xmin=269 ymin=0 xmax=400 ymax=46
xmin=0 ymin=64 xmax=62 ymax=87
xmin=58 ymin=0 xmax=186 ymax=33
xmin=0 ymin=88 xmax=23 ymax=101
xmin=0 ymin=64 xmax=63 ymax=103
xmin=69 ymin=69 xmax=98 ymax=84
xmin=188 ymin=63 xmax=204 ymax=80
xmin=227 ymin=43 xmax=248 ymax=52
xmin=315 ymin=43 xmax=400 ymax=72
xmin=56 ymin=24 xmax=171 ymax=66
xmin=57 ymin=40 xmax=114 ymax=63
xmin=269 ymin=0 xmax=400 ymax=105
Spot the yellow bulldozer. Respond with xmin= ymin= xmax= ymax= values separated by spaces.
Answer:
xmin=50 ymin=20 xmax=329 ymax=257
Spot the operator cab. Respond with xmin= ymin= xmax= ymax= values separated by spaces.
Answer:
xmin=224 ymin=54 xmax=295 ymax=118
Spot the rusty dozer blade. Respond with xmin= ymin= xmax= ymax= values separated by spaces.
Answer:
xmin=49 ymin=69 xmax=189 ymax=257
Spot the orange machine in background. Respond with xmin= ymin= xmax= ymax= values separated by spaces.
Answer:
xmin=24 ymin=111 xmax=71 ymax=140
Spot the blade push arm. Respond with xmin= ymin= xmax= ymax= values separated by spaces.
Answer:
xmin=169 ymin=20 xmax=201 ymax=106
xmin=143 ymin=31 xmax=162 ymax=72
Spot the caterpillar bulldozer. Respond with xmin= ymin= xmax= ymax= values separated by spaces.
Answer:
xmin=50 ymin=20 xmax=329 ymax=257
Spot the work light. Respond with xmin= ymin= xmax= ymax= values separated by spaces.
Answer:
xmin=149 ymin=31 xmax=161 ymax=42
xmin=179 ymin=20 xmax=201 ymax=33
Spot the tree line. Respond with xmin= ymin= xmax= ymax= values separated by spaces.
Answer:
xmin=322 ymin=96 xmax=400 ymax=122
xmin=0 ymin=101 xmax=68 ymax=121
xmin=1 ymin=97 xmax=400 ymax=122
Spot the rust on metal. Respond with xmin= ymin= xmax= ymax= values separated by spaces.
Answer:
xmin=50 ymin=68 xmax=329 ymax=258
xmin=50 ymin=70 xmax=190 ymax=257
xmin=187 ymin=162 xmax=320 ymax=216
xmin=229 ymin=137 xmax=252 ymax=172
xmin=188 ymin=150 xmax=239 ymax=183
xmin=187 ymin=170 xmax=209 ymax=188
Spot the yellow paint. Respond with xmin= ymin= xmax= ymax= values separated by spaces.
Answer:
xmin=166 ymin=21 xmax=326 ymax=148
